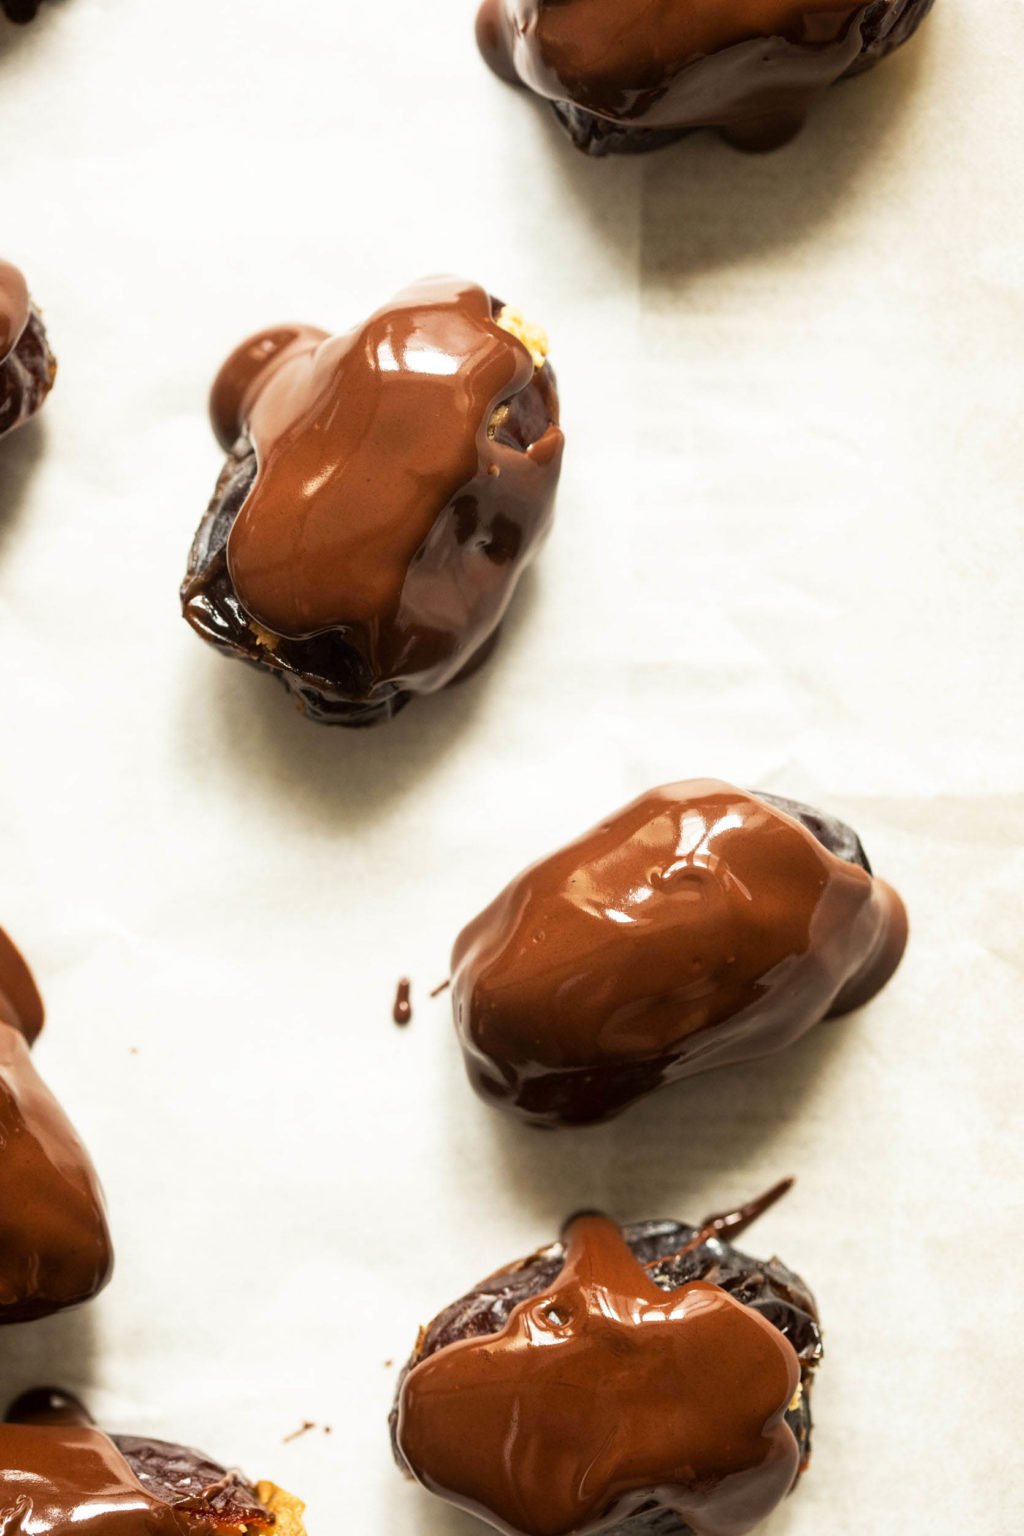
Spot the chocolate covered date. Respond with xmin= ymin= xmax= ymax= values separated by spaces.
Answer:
xmin=478 ymin=0 xmax=935 ymax=156
xmin=0 ymin=260 xmax=56 ymax=439
xmin=0 ymin=929 xmax=113 ymax=1323
xmin=182 ymin=277 xmax=563 ymax=727
xmin=0 ymin=1389 xmax=307 ymax=1533
xmin=452 ymin=780 xmax=908 ymax=1124
xmin=392 ymin=1184 xmax=821 ymax=1536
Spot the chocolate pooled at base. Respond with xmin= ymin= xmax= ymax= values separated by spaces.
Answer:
xmin=0 ymin=260 xmax=56 ymax=439
xmin=391 ymin=1186 xmax=822 ymax=1536
xmin=182 ymin=277 xmax=563 ymax=727
xmin=451 ymin=781 xmax=909 ymax=1125
xmin=0 ymin=928 xmax=113 ymax=1324
xmin=477 ymin=0 xmax=936 ymax=156
xmin=0 ymin=1389 xmax=308 ymax=1534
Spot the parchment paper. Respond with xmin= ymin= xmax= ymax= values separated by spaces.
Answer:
xmin=0 ymin=1 xmax=1021 ymax=1531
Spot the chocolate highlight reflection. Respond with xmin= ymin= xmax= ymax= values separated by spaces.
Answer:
xmin=0 ymin=259 xmax=56 ymax=439
xmin=452 ymin=780 xmax=908 ymax=1124
xmin=0 ymin=1389 xmax=308 ymax=1533
xmin=477 ymin=0 xmax=935 ymax=155
xmin=0 ymin=928 xmax=113 ymax=1323
xmin=182 ymin=277 xmax=563 ymax=726
xmin=392 ymin=1184 xmax=821 ymax=1536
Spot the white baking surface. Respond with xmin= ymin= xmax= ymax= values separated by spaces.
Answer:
xmin=0 ymin=1 xmax=1021 ymax=1531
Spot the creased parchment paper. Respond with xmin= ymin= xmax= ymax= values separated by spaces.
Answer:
xmin=0 ymin=2 xmax=1021 ymax=1532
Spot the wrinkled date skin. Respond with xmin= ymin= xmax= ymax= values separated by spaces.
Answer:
xmin=0 ymin=311 xmax=56 ymax=439
xmin=110 ymin=1437 xmax=273 ymax=1529
xmin=182 ymin=280 xmax=563 ymax=727
xmin=478 ymin=0 xmax=936 ymax=157
xmin=452 ymin=783 xmax=909 ymax=1126
xmin=391 ymin=1217 xmax=823 ymax=1535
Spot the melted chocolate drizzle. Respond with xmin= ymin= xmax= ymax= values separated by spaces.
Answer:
xmin=642 ymin=1178 xmax=797 ymax=1270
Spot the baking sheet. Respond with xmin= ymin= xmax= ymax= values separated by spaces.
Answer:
xmin=1 ymin=1 xmax=1022 ymax=1531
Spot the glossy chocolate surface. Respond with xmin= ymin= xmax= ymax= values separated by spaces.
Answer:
xmin=0 ymin=925 xmax=45 ymax=1043
xmin=395 ymin=1201 xmax=817 ymax=1536
xmin=452 ymin=780 xmax=908 ymax=1124
xmin=0 ymin=929 xmax=113 ymax=1323
xmin=477 ymin=0 xmax=935 ymax=154
xmin=183 ymin=277 xmax=563 ymax=726
xmin=0 ymin=260 xmax=30 ymax=361
xmin=0 ymin=1393 xmax=274 ymax=1533
xmin=209 ymin=323 xmax=329 ymax=455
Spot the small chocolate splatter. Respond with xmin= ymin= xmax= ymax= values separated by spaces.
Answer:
xmin=430 ymin=978 xmax=450 ymax=998
xmin=393 ymin=978 xmax=412 ymax=1026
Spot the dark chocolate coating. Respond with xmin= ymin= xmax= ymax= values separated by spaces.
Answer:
xmin=479 ymin=0 xmax=936 ymax=157
xmin=391 ymin=1217 xmax=822 ymax=1534
xmin=0 ymin=310 xmax=56 ymax=440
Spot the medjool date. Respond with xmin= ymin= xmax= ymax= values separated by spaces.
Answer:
xmin=452 ymin=780 xmax=908 ymax=1125
xmin=392 ymin=1186 xmax=821 ymax=1536
xmin=182 ymin=277 xmax=563 ymax=727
